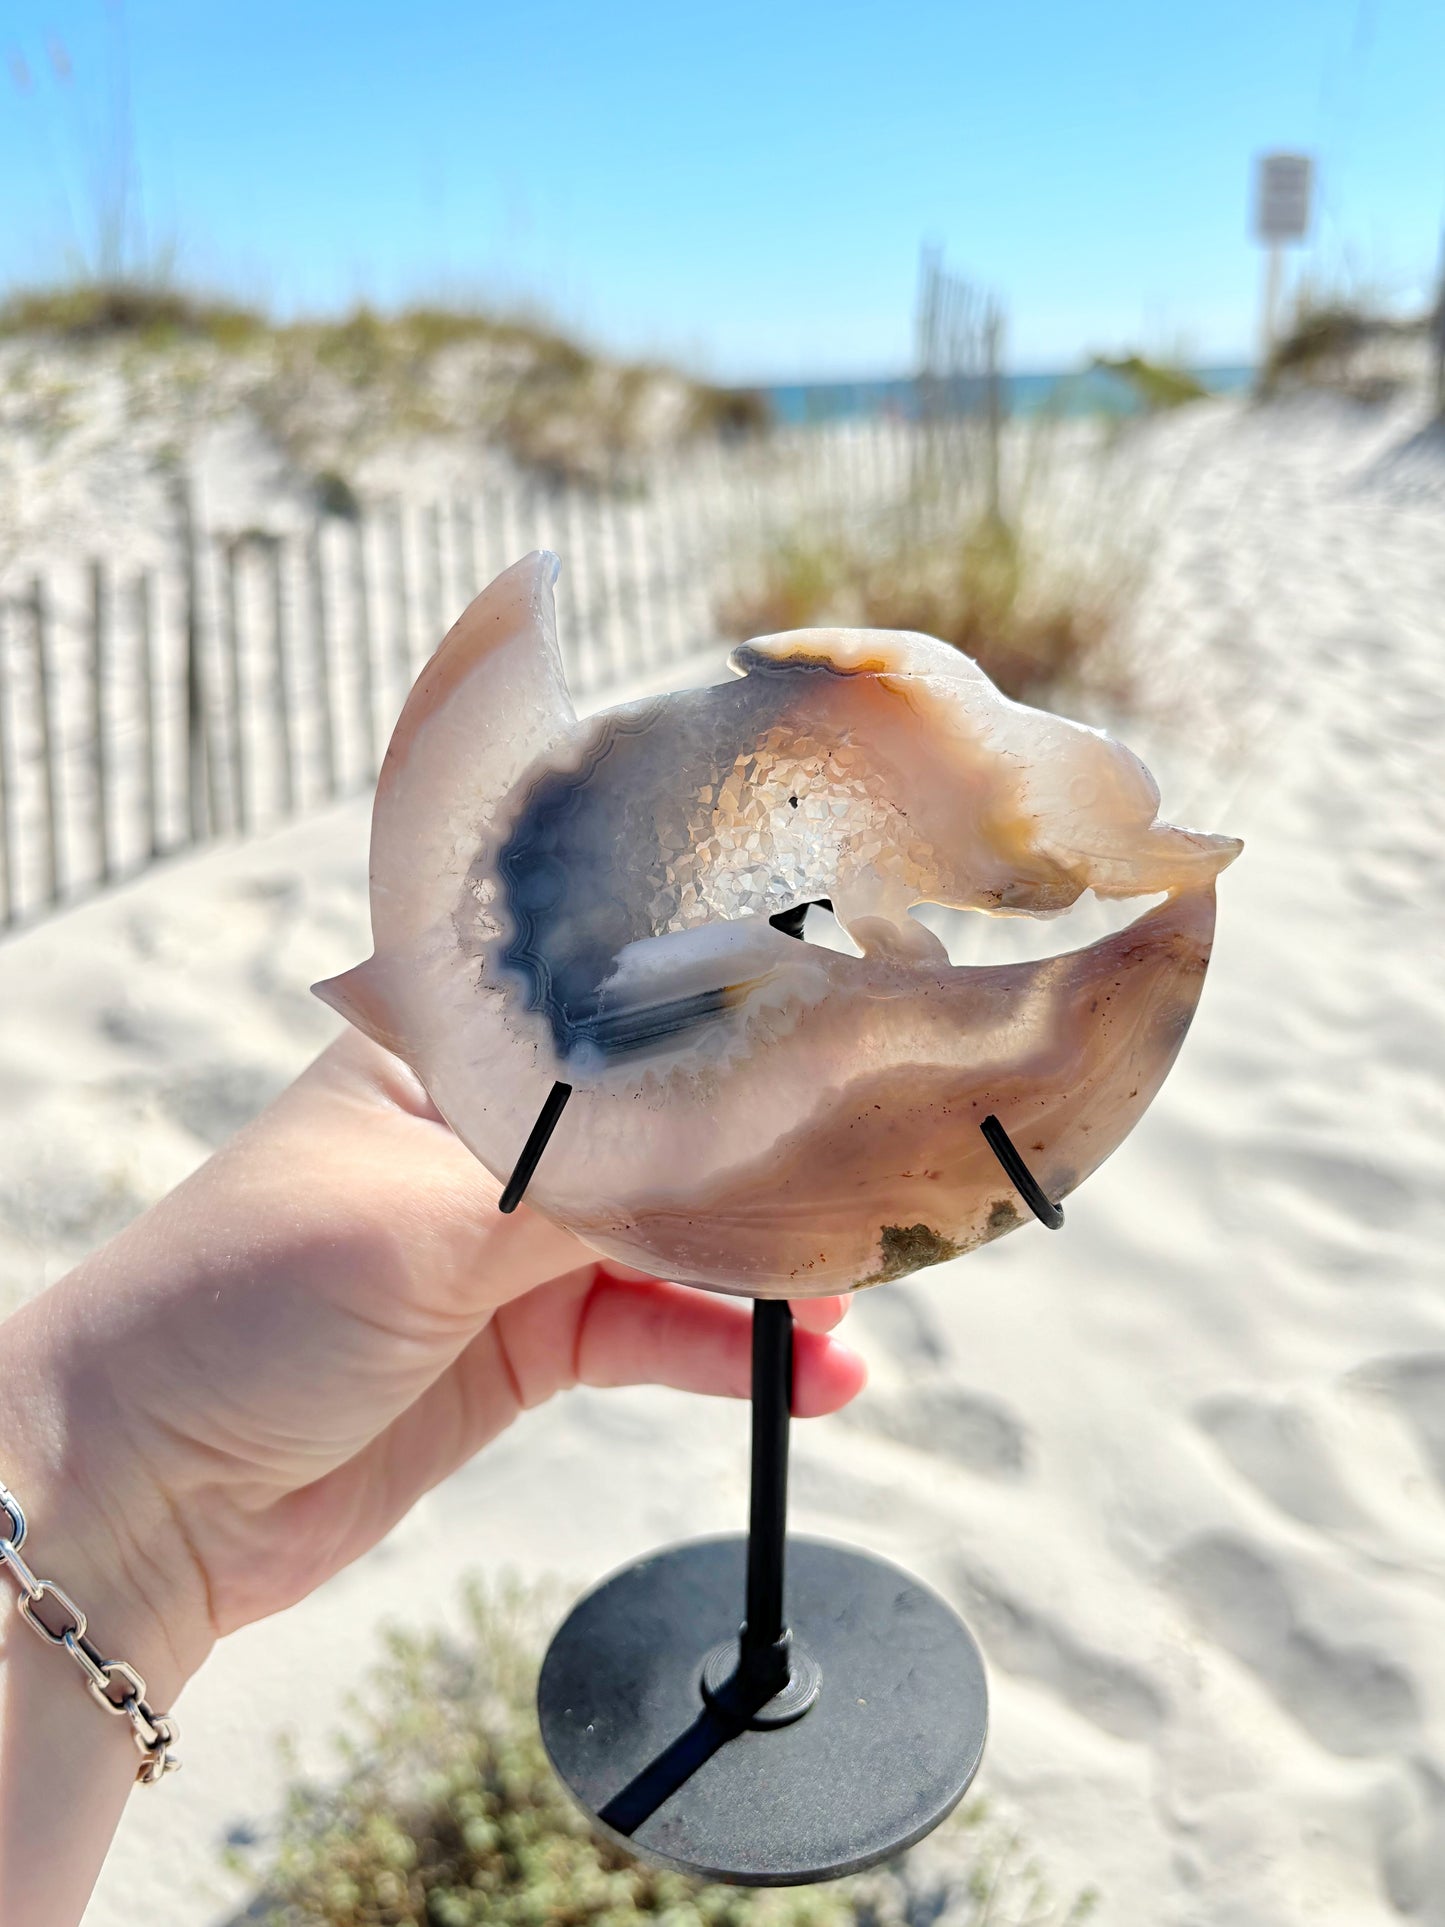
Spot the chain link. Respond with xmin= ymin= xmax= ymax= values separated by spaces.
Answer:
xmin=0 ymin=1477 xmax=180 ymax=1786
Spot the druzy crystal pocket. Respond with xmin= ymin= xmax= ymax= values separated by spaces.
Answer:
xmin=316 ymin=552 xmax=1240 ymax=1294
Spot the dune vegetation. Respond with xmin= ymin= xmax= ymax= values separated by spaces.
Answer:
xmin=0 ymin=277 xmax=768 ymax=487
xmin=1261 ymin=281 xmax=1434 ymax=405
xmin=1088 ymin=354 xmax=1208 ymax=413
xmin=720 ymin=415 xmax=1142 ymax=714
xmin=226 ymin=1578 xmax=1097 ymax=1927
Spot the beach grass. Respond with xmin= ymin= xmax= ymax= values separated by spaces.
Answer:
xmin=0 ymin=279 xmax=264 ymax=348
xmin=226 ymin=1577 xmax=1097 ymax=1927
xmin=720 ymin=423 xmax=1139 ymax=711
xmin=1261 ymin=277 xmax=1432 ymax=404
xmin=0 ymin=277 xmax=767 ymax=483
xmin=1088 ymin=354 xmax=1208 ymax=413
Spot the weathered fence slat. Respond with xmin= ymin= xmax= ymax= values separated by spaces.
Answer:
xmin=0 ymin=420 xmax=938 ymax=940
xmin=423 ymin=502 xmax=445 ymax=656
xmin=477 ymin=481 xmax=502 ymax=586
xmin=176 ymin=485 xmax=212 ymax=844
xmin=351 ymin=520 xmax=377 ymax=781
xmin=268 ymin=537 xmax=296 ymax=820
xmin=221 ymin=540 xmax=248 ymax=834
xmin=307 ymin=524 xmax=337 ymax=801
xmin=598 ymin=489 xmax=628 ymax=685
xmin=135 ymin=572 xmax=160 ymax=864
xmin=452 ymin=496 xmax=478 ymax=609
xmin=89 ymin=559 xmax=113 ymax=886
xmin=560 ymin=487 xmax=588 ymax=690
xmin=388 ymin=502 xmax=413 ymax=698
xmin=0 ymin=602 xmax=12 ymax=925
xmin=31 ymin=577 xmax=62 ymax=907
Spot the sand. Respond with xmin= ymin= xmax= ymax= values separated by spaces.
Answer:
xmin=0 ymin=391 xmax=1441 ymax=1924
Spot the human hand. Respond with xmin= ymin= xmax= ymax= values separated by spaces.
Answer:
xmin=0 ymin=1031 xmax=865 ymax=1709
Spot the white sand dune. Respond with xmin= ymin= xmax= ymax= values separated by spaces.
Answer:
xmin=0 ymin=395 xmax=1441 ymax=1923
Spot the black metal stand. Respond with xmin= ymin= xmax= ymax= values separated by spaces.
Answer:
xmin=498 ymin=1081 xmax=572 ymax=1214
xmin=696 ymin=1302 xmax=821 ymax=1728
xmin=536 ymin=1294 xmax=989 ymax=1884
xmin=506 ymin=1058 xmax=1062 ymax=1885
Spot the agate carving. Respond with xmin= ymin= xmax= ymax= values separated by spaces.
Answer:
xmin=316 ymin=552 xmax=1240 ymax=1295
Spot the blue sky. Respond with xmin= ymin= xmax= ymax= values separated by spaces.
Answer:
xmin=3 ymin=1 xmax=1443 ymax=380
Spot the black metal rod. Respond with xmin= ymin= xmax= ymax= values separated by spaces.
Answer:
xmin=498 ymin=1081 xmax=573 ymax=1214
xmin=980 ymin=1113 xmax=1064 ymax=1230
xmin=741 ymin=1299 xmax=793 ymax=1681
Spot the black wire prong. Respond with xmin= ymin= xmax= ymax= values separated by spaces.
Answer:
xmin=980 ymin=1114 xmax=1064 ymax=1230
xmin=498 ymin=1081 xmax=574 ymax=1214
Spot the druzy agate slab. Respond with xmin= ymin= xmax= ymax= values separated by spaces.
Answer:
xmin=316 ymin=552 xmax=1240 ymax=1295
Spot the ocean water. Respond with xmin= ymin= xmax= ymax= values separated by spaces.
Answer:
xmin=763 ymin=365 xmax=1254 ymax=424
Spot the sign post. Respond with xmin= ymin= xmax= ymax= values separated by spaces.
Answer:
xmin=1253 ymin=152 xmax=1314 ymax=373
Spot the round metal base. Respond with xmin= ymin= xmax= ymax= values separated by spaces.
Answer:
xmin=537 ymin=1534 xmax=988 ymax=1886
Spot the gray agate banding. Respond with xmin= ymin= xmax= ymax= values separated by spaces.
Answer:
xmin=316 ymin=551 xmax=1241 ymax=1297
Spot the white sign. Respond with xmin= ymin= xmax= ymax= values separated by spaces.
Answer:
xmin=1255 ymin=152 xmax=1314 ymax=245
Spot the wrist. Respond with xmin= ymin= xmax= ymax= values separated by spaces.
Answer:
xmin=0 ymin=1296 xmax=202 ymax=1927
xmin=0 ymin=1280 xmax=215 ymax=1712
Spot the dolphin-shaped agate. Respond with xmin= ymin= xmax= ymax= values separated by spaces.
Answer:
xmin=316 ymin=552 xmax=1240 ymax=1296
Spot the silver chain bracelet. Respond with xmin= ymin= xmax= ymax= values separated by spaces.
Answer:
xmin=0 ymin=1478 xmax=180 ymax=1785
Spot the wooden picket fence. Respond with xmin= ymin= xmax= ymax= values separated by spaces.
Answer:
xmin=0 ymin=418 xmax=927 ymax=932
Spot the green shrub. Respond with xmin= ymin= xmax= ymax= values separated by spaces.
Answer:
xmin=228 ymin=1578 xmax=1096 ymax=1927
xmin=313 ymin=469 xmax=363 ymax=521
xmin=1262 ymin=281 xmax=1427 ymax=403
xmin=1266 ymin=303 xmax=1373 ymax=380
xmin=0 ymin=279 xmax=263 ymax=348
xmin=690 ymin=386 xmax=772 ymax=438
xmin=1089 ymin=354 xmax=1207 ymax=413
